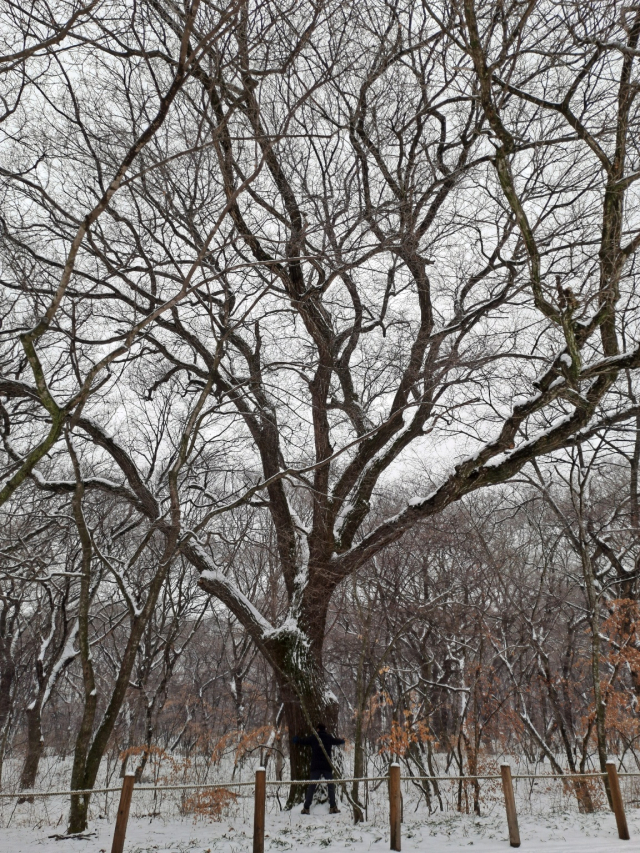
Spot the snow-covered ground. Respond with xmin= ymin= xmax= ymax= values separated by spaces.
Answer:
xmin=2 ymin=803 xmax=638 ymax=853
xmin=2 ymin=755 xmax=638 ymax=852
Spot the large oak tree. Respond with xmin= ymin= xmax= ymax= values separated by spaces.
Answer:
xmin=2 ymin=0 xmax=640 ymax=809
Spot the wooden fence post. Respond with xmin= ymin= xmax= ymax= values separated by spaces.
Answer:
xmin=606 ymin=761 xmax=630 ymax=840
xmin=111 ymin=772 xmax=135 ymax=853
xmin=500 ymin=764 xmax=520 ymax=848
xmin=253 ymin=766 xmax=266 ymax=853
xmin=389 ymin=763 xmax=401 ymax=852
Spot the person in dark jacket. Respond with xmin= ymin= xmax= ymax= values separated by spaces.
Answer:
xmin=292 ymin=723 xmax=345 ymax=814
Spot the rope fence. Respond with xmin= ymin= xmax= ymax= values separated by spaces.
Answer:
xmin=0 ymin=762 xmax=636 ymax=852
xmin=4 ymin=770 xmax=639 ymax=798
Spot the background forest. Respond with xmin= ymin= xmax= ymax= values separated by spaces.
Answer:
xmin=3 ymin=441 xmax=640 ymax=823
xmin=2 ymin=0 xmax=640 ymax=838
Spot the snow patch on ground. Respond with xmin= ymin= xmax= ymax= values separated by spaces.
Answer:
xmin=3 ymin=804 xmax=637 ymax=852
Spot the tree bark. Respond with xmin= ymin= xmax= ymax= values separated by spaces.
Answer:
xmin=18 ymin=704 xmax=44 ymax=798
xmin=269 ymin=628 xmax=338 ymax=807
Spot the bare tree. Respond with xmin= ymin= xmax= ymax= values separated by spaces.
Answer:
xmin=2 ymin=0 xmax=640 ymax=811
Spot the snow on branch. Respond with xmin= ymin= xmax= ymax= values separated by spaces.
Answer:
xmin=188 ymin=542 xmax=274 ymax=641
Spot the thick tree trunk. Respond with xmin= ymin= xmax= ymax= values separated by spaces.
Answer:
xmin=197 ymin=554 xmax=352 ymax=808
xmin=264 ymin=611 xmax=339 ymax=807
xmin=0 ymin=655 xmax=15 ymax=787
xmin=133 ymin=701 xmax=155 ymax=783
xmin=0 ymin=657 xmax=15 ymax=743
xmin=278 ymin=661 xmax=338 ymax=807
xmin=67 ymin=685 xmax=99 ymax=833
xmin=18 ymin=704 xmax=45 ymax=798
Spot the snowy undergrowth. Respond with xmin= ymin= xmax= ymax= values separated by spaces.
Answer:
xmin=2 ymin=754 xmax=639 ymax=851
xmin=2 ymin=804 xmax=639 ymax=852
